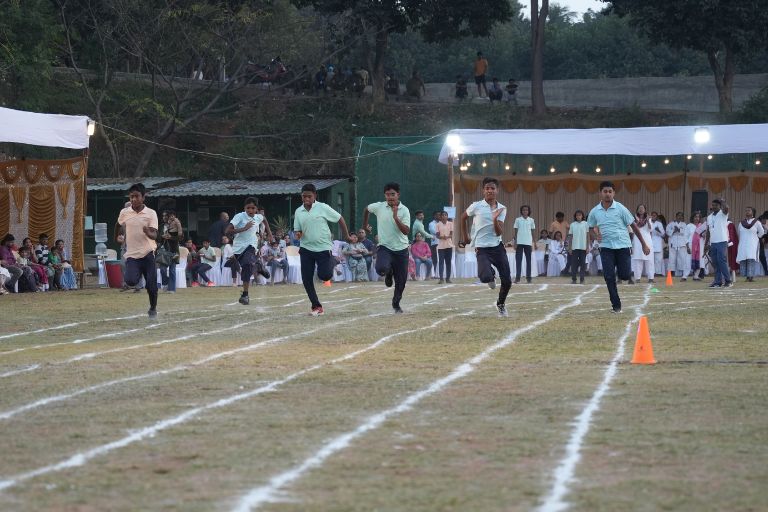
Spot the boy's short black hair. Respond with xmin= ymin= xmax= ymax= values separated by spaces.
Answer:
xmin=384 ymin=182 xmax=400 ymax=193
xmin=163 ymin=209 xmax=176 ymax=216
xmin=128 ymin=183 xmax=146 ymax=196
xmin=556 ymin=211 xmax=565 ymax=218
xmin=415 ymin=210 xmax=424 ymax=216
xmin=244 ymin=197 xmax=257 ymax=206
xmin=301 ymin=183 xmax=317 ymax=194
xmin=712 ymin=198 xmax=722 ymax=206
xmin=599 ymin=181 xmax=615 ymax=191
xmin=482 ymin=177 xmax=499 ymax=187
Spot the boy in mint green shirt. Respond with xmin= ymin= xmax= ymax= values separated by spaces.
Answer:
xmin=363 ymin=182 xmax=410 ymax=314
xmin=294 ymin=183 xmax=350 ymax=316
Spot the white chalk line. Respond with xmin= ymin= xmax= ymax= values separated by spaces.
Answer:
xmin=0 ymin=286 xmax=451 ymax=421
xmin=536 ymin=286 xmax=653 ymax=512
xmin=0 ymin=308 xmax=256 ymax=359
xmin=0 ymin=310 xmax=473 ymax=493
xmin=0 ymin=365 xmax=41 ymax=379
xmin=230 ymin=286 xmax=599 ymax=511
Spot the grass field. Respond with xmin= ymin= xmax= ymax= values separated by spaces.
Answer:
xmin=0 ymin=278 xmax=766 ymax=512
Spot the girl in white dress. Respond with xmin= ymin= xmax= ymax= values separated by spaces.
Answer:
xmin=631 ymin=204 xmax=655 ymax=283
xmin=736 ymin=207 xmax=765 ymax=282
xmin=547 ymin=231 xmax=567 ymax=276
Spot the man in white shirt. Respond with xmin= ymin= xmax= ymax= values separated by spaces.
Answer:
xmin=666 ymin=212 xmax=690 ymax=280
xmin=460 ymin=177 xmax=512 ymax=317
xmin=704 ymin=198 xmax=732 ymax=287
xmin=650 ymin=211 xmax=666 ymax=276
xmin=428 ymin=211 xmax=440 ymax=277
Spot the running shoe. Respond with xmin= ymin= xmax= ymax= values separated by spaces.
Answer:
xmin=147 ymin=308 xmax=157 ymax=318
xmin=311 ymin=306 xmax=324 ymax=316
xmin=385 ymin=272 xmax=393 ymax=287
xmin=496 ymin=303 xmax=508 ymax=317
xmin=239 ymin=294 xmax=250 ymax=305
xmin=488 ymin=279 xmax=496 ymax=289
xmin=393 ymin=306 xmax=403 ymax=314
xmin=206 ymin=281 xmax=215 ymax=287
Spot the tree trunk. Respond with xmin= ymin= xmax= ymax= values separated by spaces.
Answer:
xmin=132 ymin=117 xmax=175 ymax=178
xmin=707 ymin=48 xmax=734 ymax=113
xmin=370 ymin=24 xmax=388 ymax=105
xmin=531 ymin=0 xmax=548 ymax=116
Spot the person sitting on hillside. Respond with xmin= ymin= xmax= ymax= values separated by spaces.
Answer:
xmin=385 ymin=74 xmax=400 ymax=99
xmin=488 ymin=77 xmax=504 ymax=102
xmin=505 ymin=78 xmax=519 ymax=104
xmin=405 ymin=71 xmax=426 ymax=100
xmin=455 ymin=75 xmax=468 ymax=100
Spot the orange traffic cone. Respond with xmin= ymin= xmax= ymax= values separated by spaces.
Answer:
xmin=323 ymin=280 xmax=332 ymax=287
xmin=631 ymin=316 xmax=656 ymax=365
xmin=665 ymin=270 xmax=673 ymax=287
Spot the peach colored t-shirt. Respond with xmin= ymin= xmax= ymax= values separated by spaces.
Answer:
xmin=436 ymin=221 xmax=454 ymax=249
xmin=118 ymin=206 xmax=158 ymax=259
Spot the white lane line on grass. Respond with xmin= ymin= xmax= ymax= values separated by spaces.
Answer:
xmin=0 ymin=365 xmax=40 ymax=378
xmin=0 ymin=310 xmax=472 ymax=493
xmin=0 ymin=309 xmax=254 ymax=359
xmin=230 ymin=286 xmax=599 ymax=511
xmin=536 ymin=286 xmax=653 ymax=512
xmin=0 ymin=286 xmax=438 ymax=421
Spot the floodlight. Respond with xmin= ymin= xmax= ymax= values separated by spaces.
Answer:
xmin=595 ymin=166 xmax=602 ymax=173
xmin=446 ymin=133 xmax=461 ymax=153
xmin=694 ymin=127 xmax=710 ymax=144
xmin=87 ymin=120 xmax=96 ymax=136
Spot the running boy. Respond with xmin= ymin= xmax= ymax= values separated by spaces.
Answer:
xmin=115 ymin=183 xmax=159 ymax=317
xmin=226 ymin=197 xmax=273 ymax=305
xmin=363 ymin=182 xmax=410 ymax=314
xmin=294 ymin=183 xmax=351 ymax=316
xmin=460 ymin=177 xmax=512 ymax=317
xmin=587 ymin=181 xmax=651 ymax=313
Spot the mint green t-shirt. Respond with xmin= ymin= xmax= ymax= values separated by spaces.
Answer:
xmin=514 ymin=216 xmax=535 ymax=246
xmin=367 ymin=201 xmax=410 ymax=251
xmin=569 ymin=220 xmax=589 ymax=250
xmin=294 ymin=201 xmax=341 ymax=252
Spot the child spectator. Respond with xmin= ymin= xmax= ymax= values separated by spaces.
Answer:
xmin=488 ymin=77 xmax=503 ymax=102
xmin=190 ymin=240 xmax=216 ymax=287
xmin=455 ymin=75 xmax=468 ymax=100
xmin=505 ymin=78 xmax=518 ymax=104
xmin=534 ymin=229 xmax=550 ymax=275
xmin=436 ymin=211 xmax=454 ymax=284
xmin=21 ymin=237 xmax=48 ymax=290
xmin=266 ymin=239 xmax=290 ymax=284
xmin=343 ymin=233 xmax=369 ymax=282
xmin=410 ymin=232 xmax=433 ymax=280
xmin=221 ymin=235 xmax=238 ymax=284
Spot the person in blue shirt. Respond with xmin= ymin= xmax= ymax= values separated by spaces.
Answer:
xmin=587 ymin=181 xmax=650 ymax=313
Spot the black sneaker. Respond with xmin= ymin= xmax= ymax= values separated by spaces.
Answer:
xmin=611 ymin=307 xmax=622 ymax=314
xmin=725 ymin=281 xmax=734 ymax=288
xmin=488 ymin=279 xmax=496 ymax=289
xmin=147 ymin=308 xmax=157 ymax=318
xmin=385 ymin=272 xmax=393 ymax=287
xmin=496 ymin=303 xmax=508 ymax=317
xmin=571 ymin=279 xmax=577 ymax=284
xmin=445 ymin=278 xmax=452 ymax=284
xmin=393 ymin=306 xmax=403 ymax=314
xmin=514 ymin=278 xmax=520 ymax=284
xmin=239 ymin=294 xmax=250 ymax=305
xmin=526 ymin=278 xmax=532 ymax=284
xmin=708 ymin=282 xmax=721 ymax=288
xmin=579 ymin=278 xmax=585 ymax=284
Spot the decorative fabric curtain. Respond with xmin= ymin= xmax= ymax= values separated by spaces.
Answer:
xmin=0 ymin=157 xmax=86 ymax=272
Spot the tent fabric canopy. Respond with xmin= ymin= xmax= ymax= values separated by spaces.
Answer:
xmin=437 ymin=124 xmax=768 ymax=163
xmin=0 ymin=107 xmax=90 ymax=149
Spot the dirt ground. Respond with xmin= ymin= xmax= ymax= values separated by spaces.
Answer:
xmin=0 ymin=278 xmax=766 ymax=511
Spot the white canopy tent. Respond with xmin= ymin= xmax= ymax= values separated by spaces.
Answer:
xmin=0 ymin=106 xmax=91 ymax=149
xmin=438 ymin=124 xmax=768 ymax=163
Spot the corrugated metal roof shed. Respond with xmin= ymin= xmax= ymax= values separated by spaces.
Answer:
xmin=154 ymin=178 xmax=348 ymax=197
xmin=87 ymin=177 xmax=184 ymax=192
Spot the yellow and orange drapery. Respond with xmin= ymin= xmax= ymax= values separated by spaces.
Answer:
xmin=0 ymin=156 xmax=86 ymax=272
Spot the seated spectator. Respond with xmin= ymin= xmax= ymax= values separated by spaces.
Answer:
xmin=16 ymin=246 xmax=44 ymax=291
xmin=488 ymin=77 xmax=504 ymax=102
xmin=21 ymin=237 xmax=48 ymax=290
xmin=1 ymin=234 xmax=27 ymax=292
xmin=547 ymin=231 xmax=567 ymax=276
xmin=385 ymin=75 xmax=400 ymax=98
xmin=184 ymin=239 xmax=198 ymax=286
xmin=410 ymin=233 xmax=433 ymax=280
xmin=505 ymin=78 xmax=518 ymax=104
xmin=221 ymin=235 xmax=238 ymax=284
xmin=405 ymin=71 xmax=426 ymax=100
xmin=357 ymin=229 xmax=374 ymax=272
xmin=0 ymin=264 xmax=10 ymax=295
xmin=343 ymin=233 xmax=369 ymax=282
xmin=265 ymin=240 xmax=289 ymax=284
xmin=190 ymin=240 xmax=215 ymax=287
xmin=53 ymin=239 xmax=78 ymax=290
xmin=455 ymin=75 xmax=468 ymax=100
